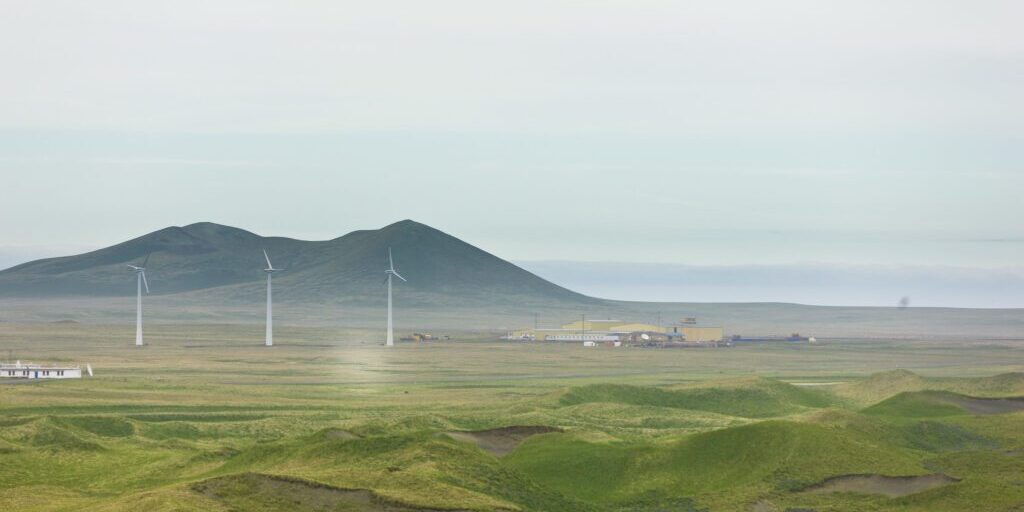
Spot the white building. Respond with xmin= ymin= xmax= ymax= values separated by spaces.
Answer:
xmin=0 ymin=361 xmax=83 ymax=379
xmin=547 ymin=333 xmax=620 ymax=342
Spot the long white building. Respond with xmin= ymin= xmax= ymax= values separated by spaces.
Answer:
xmin=0 ymin=361 xmax=83 ymax=379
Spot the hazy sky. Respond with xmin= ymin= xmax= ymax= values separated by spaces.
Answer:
xmin=2 ymin=1 xmax=1022 ymax=273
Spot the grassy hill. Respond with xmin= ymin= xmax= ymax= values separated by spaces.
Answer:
xmin=559 ymin=378 xmax=834 ymax=419
xmin=836 ymin=370 xmax=1024 ymax=406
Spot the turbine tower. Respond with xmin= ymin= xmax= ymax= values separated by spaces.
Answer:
xmin=384 ymin=247 xmax=407 ymax=346
xmin=263 ymin=249 xmax=282 ymax=347
xmin=127 ymin=254 xmax=150 ymax=346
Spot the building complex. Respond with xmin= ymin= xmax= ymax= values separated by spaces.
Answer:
xmin=506 ymin=318 xmax=725 ymax=344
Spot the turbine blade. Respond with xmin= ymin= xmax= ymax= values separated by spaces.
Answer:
xmin=392 ymin=271 xmax=407 ymax=282
xmin=141 ymin=272 xmax=150 ymax=293
xmin=388 ymin=247 xmax=394 ymax=271
xmin=263 ymin=249 xmax=273 ymax=269
xmin=142 ymin=252 xmax=151 ymax=268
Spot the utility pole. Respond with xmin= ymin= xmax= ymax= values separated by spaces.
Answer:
xmin=581 ymin=313 xmax=586 ymax=342
xmin=534 ymin=312 xmax=538 ymax=331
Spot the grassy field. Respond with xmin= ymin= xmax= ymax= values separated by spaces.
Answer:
xmin=1 ymin=322 xmax=1023 ymax=511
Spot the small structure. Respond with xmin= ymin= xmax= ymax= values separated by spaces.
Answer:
xmin=1 ymin=361 xmax=84 ymax=379
xmin=582 ymin=341 xmax=598 ymax=347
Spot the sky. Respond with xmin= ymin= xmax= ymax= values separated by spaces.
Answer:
xmin=1 ymin=1 xmax=1022 ymax=305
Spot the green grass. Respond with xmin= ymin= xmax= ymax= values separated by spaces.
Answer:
xmin=505 ymin=420 xmax=927 ymax=509
xmin=559 ymin=378 xmax=834 ymax=418
xmin=863 ymin=391 xmax=973 ymax=418
xmin=0 ymin=323 xmax=1022 ymax=511
xmin=56 ymin=416 xmax=135 ymax=437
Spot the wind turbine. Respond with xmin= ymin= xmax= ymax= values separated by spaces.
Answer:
xmin=263 ymin=249 xmax=283 ymax=347
xmin=384 ymin=247 xmax=407 ymax=346
xmin=127 ymin=254 xmax=150 ymax=346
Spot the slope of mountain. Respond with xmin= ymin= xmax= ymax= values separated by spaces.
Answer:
xmin=0 ymin=220 xmax=593 ymax=305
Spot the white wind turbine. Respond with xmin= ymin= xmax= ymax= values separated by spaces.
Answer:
xmin=127 ymin=254 xmax=150 ymax=346
xmin=263 ymin=249 xmax=283 ymax=347
xmin=384 ymin=247 xmax=407 ymax=347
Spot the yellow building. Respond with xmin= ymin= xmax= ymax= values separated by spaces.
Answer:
xmin=668 ymin=326 xmax=724 ymax=342
xmin=608 ymin=322 xmax=665 ymax=333
xmin=560 ymin=319 xmax=630 ymax=332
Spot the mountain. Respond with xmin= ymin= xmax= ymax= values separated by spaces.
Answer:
xmin=0 ymin=220 xmax=594 ymax=306
xmin=3 ymin=221 xmax=1023 ymax=338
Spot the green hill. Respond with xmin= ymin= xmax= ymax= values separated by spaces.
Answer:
xmin=837 ymin=370 xmax=1024 ymax=406
xmin=863 ymin=390 xmax=1024 ymax=418
xmin=559 ymin=378 xmax=834 ymax=418
xmin=505 ymin=420 xmax=924 ymax=508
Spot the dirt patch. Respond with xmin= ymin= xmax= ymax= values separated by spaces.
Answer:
xmin=446 ymin=425 xmax=562 ymax=457
xmin=802 ymin=473 xmax=958 ymax=497
xmin=944 ymin=395 xmax=1024 ymax=415
xmin=193 ymin=473 xmax=470 ymax=511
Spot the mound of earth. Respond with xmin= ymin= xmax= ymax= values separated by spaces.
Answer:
xmin=864 ymin=390 xmax=1024 ymax=417
xmin=560 ymin=379 xmax=832 ymax=418
xmin=801 ymin=473 xmax=958 ymax=497
xmin=29 ymin=422 xmax=104 ymax=451
xmin=193 ymin=473 xmax=470 ymax=511
xmin=944 ymin=395 xmax=1024 ymax=415
xmin=976 ymin=372 xmax=1024 ymax=393
xmin=322 ymin=428 xmax=359 ymax=440
xmin=834 ymin=369 xmax=928 ymax=405
xmin=57 ymin=416 xmax=134 ymax=437
xmin=838 ymin=371 xmax=1024 ymax=407
xmin=446 ymin=425 xmax=562 ymax=456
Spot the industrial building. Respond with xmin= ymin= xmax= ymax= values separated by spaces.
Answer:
xmin=0 ymin=361 xmax=85 ymax=379
xmin=506 ymin=319 xmax=724 ymax=344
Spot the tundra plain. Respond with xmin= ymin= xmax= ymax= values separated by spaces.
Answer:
xmin=1 ymin=322 xmax=1023 ymax=511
